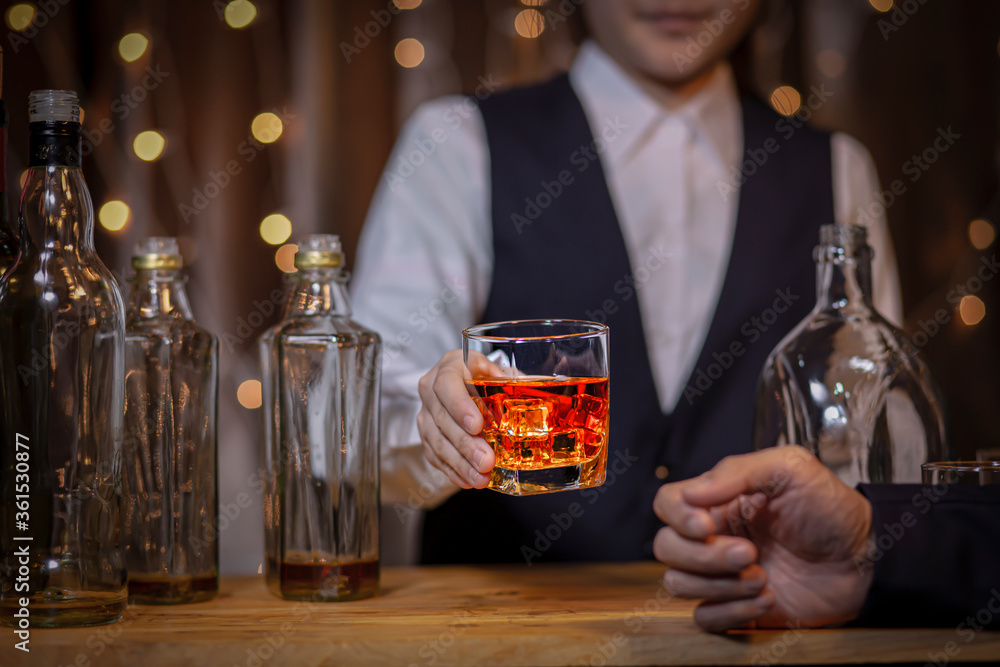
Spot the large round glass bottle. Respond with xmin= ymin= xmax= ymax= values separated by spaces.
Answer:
xmin=753 ymin=224 xmax=949 ymax=485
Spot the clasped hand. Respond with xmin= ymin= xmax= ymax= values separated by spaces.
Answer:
xmin=652 ymin=446 xmax=875 ymax=632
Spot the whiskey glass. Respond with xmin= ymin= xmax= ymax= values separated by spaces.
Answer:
xmin=464 ymin=319 xmax=609 ymax=496
xmin=921 ymin=461 xmax=1000 ymax=486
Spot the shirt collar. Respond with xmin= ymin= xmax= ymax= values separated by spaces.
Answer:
xmin=568 ymin=40 xmax=741 ymax=172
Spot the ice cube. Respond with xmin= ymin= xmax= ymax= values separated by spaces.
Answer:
xmin=500 ymin=399 xmax=551 ymax=437
xmin=566 ymin=393 xmax=607 ymax=431
xmin=550 ymin=428 xmax=582 ymax=461
xmin=499 ymin=434 xmax=547 ymax=467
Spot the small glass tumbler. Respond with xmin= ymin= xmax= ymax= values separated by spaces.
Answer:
xmin=921 ymin=461 xmax=1000 ymax=486
xmin=464 ymin=319 xmax=609 ymax=496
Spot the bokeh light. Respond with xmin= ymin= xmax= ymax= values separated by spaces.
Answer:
xmin=133 ymin=130 xmax=166 ymax=161
xmin=960 ymin=296 xmax=985 ymax=326
xmin=514 ymin=9 xmax=545 ymax=38
xmin=224 ymin=0 xmax=257 ymax=29
xmin=869 ymin=0 xmax=893 ymax=12
xmin=393 ymin=0 xmax=422 ymax=8
xmin=5 ymin=4 xmax=35 ymax=32
xmin=275 ymin=244 xmax=298 ymax=273
xmin=816 ymin=49 xmax=846 ymax=78
xmin=251 ymin=112 xmax=283 ymax=144
xmin=769 ymin=85 xmax=802 ymax=116
xmin=520 ymin=0 xmax=546 ymax=6
xmin=98 ymin=201 xmax=130 ymax=232
xmin=969 ymin=219 xmax=996 ymax=250
xmin=118 ymin=33 xmax=149 ymax=62
xmin=19 ymin=170 xmax=30 ymax=189
xmin=237 ymin=380 xmax=262 ymax=409
xmin=394 ymin=38 xmax=425 ymax=68
xmin=260 ymin=214 xmax=292 ymax=245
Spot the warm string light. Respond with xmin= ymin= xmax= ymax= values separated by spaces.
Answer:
xmin=98 ymin=201 xmax=130 ymax=232
xmin=395 ymin=38 xmax=425 ymax=68
xmin=237 ymin=380 xmax=263 ymax=409
xmin=960 ymin=296 xmax=986 ymax=326
xmin=259 ymin=214 xmax=292 ymax=245
xmin=133 ymin=130 xmax=166 ymax=161
xmin=275 ymin=244 xmax=298 ymax=273
xmin=816 ymin=50 xmax=846 ymax=79
xmin=4 ymin=4 xmax=35 ymax=32
xmin=769 ymin=85 xmax=802 ymax=116
xmin=514 ymin=9 xmax=545 ymax=39
xmin=118 ymin=33 xmax=149 ymax=62
xmin=224 ymin=0 xmax=257 ymax=29
xmin=251 ymin=112 xmax=283 ymax=144
xmin=969 ymin=219 xmax=996 ymax=250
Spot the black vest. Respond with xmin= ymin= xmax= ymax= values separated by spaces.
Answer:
xmin=421 ymin=74 xmax=832 ymax=564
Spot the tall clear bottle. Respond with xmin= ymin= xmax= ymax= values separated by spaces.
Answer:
xmin=0 ymin=90 xmax=126 ymax=627
xmin=753 ymin=224 xmax=949 ymax=484
xmin=260 ymin=235 xmax=380 ymax=602
xmin=124 ymin=238 xmax=218 ymax=604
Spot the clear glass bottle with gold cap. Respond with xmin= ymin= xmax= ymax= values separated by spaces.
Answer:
xmin=0 ymin=90 xmax=126 ymax=628
xmin=259 ymin=234 xmax=381 ymax=601
xmin=124 ymin=237 xmax=218 ymax=604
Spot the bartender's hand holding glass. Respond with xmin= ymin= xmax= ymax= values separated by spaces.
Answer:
xmin=417 ymin=349 xmax=497 ymax=489
xmin=418 ymin=320 xmax=610 ymax=496
xmin=653 ymin=446 xmax=874 ymax=632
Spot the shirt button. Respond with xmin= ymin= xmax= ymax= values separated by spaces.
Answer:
xmin=654 ymin=465 xmax=669 ymax=480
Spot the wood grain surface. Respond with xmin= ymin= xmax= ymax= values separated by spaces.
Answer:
xmin=2 ymin=562 xmax=999 ymax=666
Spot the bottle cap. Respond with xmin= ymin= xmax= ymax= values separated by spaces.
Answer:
xmin=294 ymin=234 xmax=342 ymax=269
xmin=132 ymin=237 xmax=182 ymax=270
xmin=28 ymin=89 xmax=80 ymax=123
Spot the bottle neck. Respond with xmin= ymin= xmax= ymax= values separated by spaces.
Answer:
xmin=20 ymin=120 xmax=91 ymax=253
xmin=284 ymin=268 xmax=352 ymax=318
xmin=127 ymin=269 xmax=194 ymax=321
xmin=815 ymin=243 xmax=874 ymax=312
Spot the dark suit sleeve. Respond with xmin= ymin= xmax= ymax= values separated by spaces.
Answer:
xmin=852 ymin=483 xmax=1000 ymax=629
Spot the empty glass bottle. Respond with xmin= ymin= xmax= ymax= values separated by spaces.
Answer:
xmin=124 ymin=237 xmax=219 ymax=604
xmin=0 ymin=90 xmax=126 ymax=628
xmin=753 ymin=224 xmax=949 ymax=485
xmin=260 ymin=235 xmax=381 ymax=601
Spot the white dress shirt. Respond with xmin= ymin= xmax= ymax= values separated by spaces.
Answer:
xmin=351 ymin=41 xmax=903 ymax=515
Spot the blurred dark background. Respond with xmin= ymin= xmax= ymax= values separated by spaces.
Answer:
xmin=2 ymin=0 xmax=997 ymax=572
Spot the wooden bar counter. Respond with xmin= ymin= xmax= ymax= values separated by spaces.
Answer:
xmin=4 ymin=562 xmax=999 ymax=666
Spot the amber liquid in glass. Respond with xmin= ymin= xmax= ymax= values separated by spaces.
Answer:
xmin=128 ymin=573 xmax=218 ymax=605
xmin=266 ymin=556 xmax=379 ymax=602
xmin=469 ymin=376 xmax=609 ymax=495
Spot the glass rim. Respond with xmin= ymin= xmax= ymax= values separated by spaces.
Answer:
xmin=463 ymin=319 xmax=608 ymax=343
xmin=921 ymin=461 xmax=1000 ymax=471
